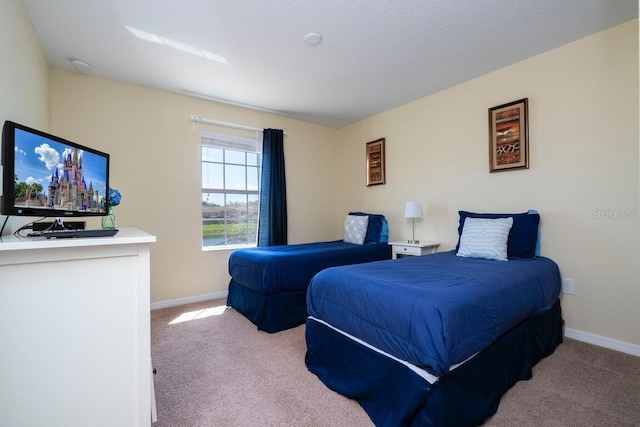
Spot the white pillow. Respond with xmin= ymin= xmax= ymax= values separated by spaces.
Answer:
xmin=456 ymin=217 xmax=513 ymax=261
xmin=344 ymin=215 xmax=369 ymax=245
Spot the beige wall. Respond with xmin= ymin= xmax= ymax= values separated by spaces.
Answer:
xmin=4 ymin=2 xmax=638 ymax=347
xmin=0 ymin=0 xmax=50 ymax=232
xmin=49 ymin=69 xmax=339 ymax=302
xmin=0 ymin=0 xmax=49 ymax=128
xmin=336 ymin=20 xmax=640 ymax=346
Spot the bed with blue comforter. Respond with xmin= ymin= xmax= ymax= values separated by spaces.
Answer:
xmin=307 ymin=251 xmax=560 ymax=376
xmin=227 ymin=213 xmax=392 ymax=333
xmin=306 ymin=249 xmax=563 ymax=426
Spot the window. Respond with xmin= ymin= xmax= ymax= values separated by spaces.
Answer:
xmin=201 ymin=131 xmax=261 ymax=248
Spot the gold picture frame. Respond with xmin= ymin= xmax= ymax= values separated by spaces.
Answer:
xmin=366 ymin=138 xmax=385 ymax=186
xmin=488 ymin=98 xmax=529 ymax=172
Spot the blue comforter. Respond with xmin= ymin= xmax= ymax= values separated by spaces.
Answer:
xmin=306 ymin=251 xmax=561 ymax=377
xmin=229 ymin=241 xmax=391 ymax=294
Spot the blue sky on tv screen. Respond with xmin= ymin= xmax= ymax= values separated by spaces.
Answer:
xmin=14 ymin=129 xmax=107 ymax=198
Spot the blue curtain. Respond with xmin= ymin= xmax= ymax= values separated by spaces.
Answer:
xmin=258 ymin=129 xmax=287 ymax=246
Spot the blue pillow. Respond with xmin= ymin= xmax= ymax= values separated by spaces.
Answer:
xmin=348 ymin=212 xmax=388 ymax=243
xmin=528 ymin=209 xmax=541 ymax=256
xmin=456 ymin=211 xmax=540 ymax=259
xmin=379 ymin=218 xmax=389 ymax=243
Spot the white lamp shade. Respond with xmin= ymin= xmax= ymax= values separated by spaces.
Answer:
xmin=404 ymin=201 xmax=423 ymax=219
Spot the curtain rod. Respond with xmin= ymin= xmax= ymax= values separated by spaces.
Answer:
xmin=190 ymin=115 xmax=286 ymax=135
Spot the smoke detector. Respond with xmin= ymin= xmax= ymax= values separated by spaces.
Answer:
xmin=69 ymin=57 xmax=91 ymax=72
xmin=303 ymin=32 xmax=322 ymax=46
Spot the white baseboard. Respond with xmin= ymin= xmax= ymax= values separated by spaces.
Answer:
xmin=150 ymin=291 xmax=228 ymax=311
xmin=565 ymin=327 xmax=640 ymax=357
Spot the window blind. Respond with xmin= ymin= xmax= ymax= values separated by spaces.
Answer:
xmin=201 ymin=131 xmax=262 ymax=153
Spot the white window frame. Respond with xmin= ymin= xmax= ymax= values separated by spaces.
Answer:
xmin=201 ymin=131 xmax=262 ymax=250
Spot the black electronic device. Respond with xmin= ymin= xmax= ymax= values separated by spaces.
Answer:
xmin=39 ymin=228 xmax=119 ymax=239
xmin=1 ymin=121 xmax=110 ymax=219
xmin=32 ymin=220 xmax=86 ymax=232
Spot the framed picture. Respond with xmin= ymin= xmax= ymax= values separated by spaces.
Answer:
xmin=488 ymin=98 xmax=529 ymax=172
xmin=366 ymin=138 xmax=385 ymax=186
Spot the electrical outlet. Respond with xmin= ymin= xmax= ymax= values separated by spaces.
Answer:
xmin=561 ymin=278 xmax=575 ymax=295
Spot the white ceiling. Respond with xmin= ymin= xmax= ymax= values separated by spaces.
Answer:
xmin=23 ymin=0 xmax=637 ymax=128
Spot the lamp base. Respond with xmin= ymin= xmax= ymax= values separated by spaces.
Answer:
xmin=407 ymin=239 xmax=420 ymax=244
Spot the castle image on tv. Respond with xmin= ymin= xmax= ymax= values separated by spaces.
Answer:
xmin=14 ymin=147 xmax=106 ymax=212
xmin=51 ymin=148 xmax=103 ymax=211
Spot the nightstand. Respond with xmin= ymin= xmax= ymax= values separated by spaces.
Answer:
xmin=390 ymin=241 xmax=440 ymax=259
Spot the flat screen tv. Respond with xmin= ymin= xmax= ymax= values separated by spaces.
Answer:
xmin=1 ymin=120 xmax=110 ymax=218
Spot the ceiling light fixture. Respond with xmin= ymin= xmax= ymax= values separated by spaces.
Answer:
xmin=69 ymin=57 xmax=91 ymax=72
xmin=304 ymin=32 xmax=322 ymax=46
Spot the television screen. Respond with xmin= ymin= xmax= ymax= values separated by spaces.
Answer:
xmin=1 ymin=121 xmax=110 ymax=217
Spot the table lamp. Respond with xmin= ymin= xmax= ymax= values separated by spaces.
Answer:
xmin=404 ymin=201 xmax=423 ymax=244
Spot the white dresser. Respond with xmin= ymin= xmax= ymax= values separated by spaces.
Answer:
xmin=0 ymin=227 xmax=156 ymax=427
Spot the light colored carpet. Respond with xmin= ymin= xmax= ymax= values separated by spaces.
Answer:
xmin=151 ymin=299 xmax=640 ymax=426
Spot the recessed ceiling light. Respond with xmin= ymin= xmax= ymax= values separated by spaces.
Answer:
xmin=69 ymin=58 xmax=91 ymax=72
xmin=304 ymin=32 xmax=322 ymax=46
